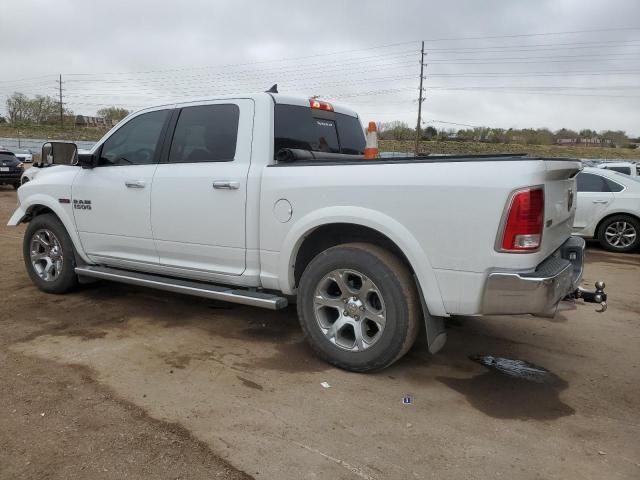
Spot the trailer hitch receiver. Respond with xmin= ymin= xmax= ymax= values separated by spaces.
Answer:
xmin=566 ymin=280 xmax=607 ymax=313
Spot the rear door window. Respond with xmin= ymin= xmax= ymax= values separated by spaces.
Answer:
xmin=169 ymin=104 xmax=240 ymax=163
xmin=274 ymin=104 xmax=365 ymax=158
xmin=577 ymin=172 xmax=614 ymax=192
xmin=604 ymin=178 xmax=624 ymax=192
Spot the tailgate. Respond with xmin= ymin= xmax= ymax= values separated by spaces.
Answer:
xmin=540 ymin=160 xmax=582 ymax=257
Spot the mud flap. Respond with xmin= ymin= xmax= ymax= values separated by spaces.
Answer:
xmin=416 ymin=278 xmax=447 ymax=354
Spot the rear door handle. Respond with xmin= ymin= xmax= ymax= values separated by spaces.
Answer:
xmin=592 ymin=200 xmax=609 ymax=204
xmin=213 ymin=181 xmax=240 ymax=190
xmin=125 ymin=180 xmax=146 ymax=188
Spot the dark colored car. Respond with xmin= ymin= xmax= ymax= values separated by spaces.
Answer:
xmin=0 ymin=150 xmax=24 ymax=189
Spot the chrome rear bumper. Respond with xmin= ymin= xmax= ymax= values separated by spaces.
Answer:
xmin=482 ymin=237 xmax=585 ymax=317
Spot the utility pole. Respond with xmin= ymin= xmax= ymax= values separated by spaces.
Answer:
xmin=415 ymin=41 xmax=425 ymax=156
xmin=58 ymin=74 xmax=64 ymax=127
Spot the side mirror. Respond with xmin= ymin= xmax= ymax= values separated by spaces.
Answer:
xmin=77 ymin=152 xmax=98 ymax=169
xmin=41 ymin=142 xmax=78 ymax=167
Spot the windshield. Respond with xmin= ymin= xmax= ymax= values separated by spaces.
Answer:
xmin=274 ymin=104 xmax=365 ymax=159
xmin=0 ymin=152 xmax=18 ymax=161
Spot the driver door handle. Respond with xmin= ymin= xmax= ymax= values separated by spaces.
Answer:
xmin=592 ymin=200 xmax=608 ymax=204
xmin=125 ymin=180 xmax=146 ymax=189
xmin=213 ymin=181 xmax=240 ymax=190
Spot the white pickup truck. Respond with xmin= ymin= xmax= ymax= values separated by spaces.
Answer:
xmin=8 ymin=92 xmax=607 ymax=371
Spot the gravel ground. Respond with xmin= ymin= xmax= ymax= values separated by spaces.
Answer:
xmin=1 ymin=185 xmax=639 ymax=480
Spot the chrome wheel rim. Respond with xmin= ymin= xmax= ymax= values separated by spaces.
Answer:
xmin=605 ymin=221 xmax=636 ymax=248
xmin=30 ymin=229 xmax=64 ymax=282
xmin=313 ymin=269 xmax=386 ymax=352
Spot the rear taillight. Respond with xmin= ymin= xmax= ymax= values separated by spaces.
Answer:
xmin=500 ymin=187 xmax=544 ymax=252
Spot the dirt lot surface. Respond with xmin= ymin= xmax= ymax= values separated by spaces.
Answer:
xmin=1 ymin=185 xmax=639 ymax=479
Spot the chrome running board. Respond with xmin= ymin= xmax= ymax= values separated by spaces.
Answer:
xmin=75 ymin=266 xmax=288 ymax=310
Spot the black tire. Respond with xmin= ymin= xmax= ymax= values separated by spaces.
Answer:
xmin=597 ymin=214 xmax=640 ymax=253
xmin=21 ymin=177 xmax=29 ymax=186
xmin=13 ymin=182 xmax=20 ymax=190
xmin=297 ymin=242 xmax=420 ymax=372
xmin=23 ymin=213 xmax=79 ymax=294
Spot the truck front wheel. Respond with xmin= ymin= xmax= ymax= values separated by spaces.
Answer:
xmin=297 ymin=243 xmax=420 ymax=372
xmin=23 ymin=213 xmax=79 ymax=294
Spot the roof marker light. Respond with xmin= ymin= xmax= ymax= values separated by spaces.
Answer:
xmin=309 ymin=99 xmax=334 ymax=111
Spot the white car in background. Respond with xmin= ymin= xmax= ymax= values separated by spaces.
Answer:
xmin=597 ymin=161 xmax=639 ymax=177
xmin=12 ymin=149 xmax=34 ymax=163
xmin=20 ymin=165 xmax=39 ymax=185
xmin=20 ymin=148 xmax=87 ymax=185
xmin=573 ymin=167 xmax=640 ymax=252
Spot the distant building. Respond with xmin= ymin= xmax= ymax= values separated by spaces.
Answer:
xmin=74 ymin=115 xmax=116 ymax=127
xmin=556 ymin=137 xmax=613 ymax=147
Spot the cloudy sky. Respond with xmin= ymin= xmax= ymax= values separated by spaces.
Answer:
xmin=2 ymin=0 xmax=640 ymax=136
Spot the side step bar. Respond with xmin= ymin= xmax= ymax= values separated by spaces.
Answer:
xmin=75 ymin=266 xmax=288 ymax=310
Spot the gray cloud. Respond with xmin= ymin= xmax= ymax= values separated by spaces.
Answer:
xmin=1 ymin=0 xmax=640 ymax=135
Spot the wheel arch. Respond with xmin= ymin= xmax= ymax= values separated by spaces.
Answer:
xmin=279 ymin=207 xmax=447 ymax=317
xmin=11 ymin=196 xmax=91 ymax=264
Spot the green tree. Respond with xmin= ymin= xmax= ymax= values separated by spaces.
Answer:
xmin=599 ymin=130 xmax=628 ymax=146
xmin=5 ymin=92 xmax=69 ymax=124
xmin=6 ymin=92 xmax=30 ymax=124
xmin=421 ymin=126 xmax=438 ymax=140
xmin=377 ymin=121 xmax=414 ymax=141
xmin=97 ymin=106 xmax=130 ymax=122
xmin=28 ymin=95 xmax=60 ymax=124
xmin=579 ymin=129 xmax=596 ymax=138
xmin=555 ymin=128 xmax=578 ymax=139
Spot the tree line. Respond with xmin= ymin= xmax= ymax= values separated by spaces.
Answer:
xmin=1 ymin=92 xmax=129 ymax=125
xmin=377 ymin=121 xmax=638 ymax=147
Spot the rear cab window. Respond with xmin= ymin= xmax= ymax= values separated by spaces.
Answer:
xmin=274 ymin=104 xmax=365 ymax=159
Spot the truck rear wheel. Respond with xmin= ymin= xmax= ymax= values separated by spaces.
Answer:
xmin=297 ymin=243 xmax=420 ymax=372
xmin=23 ymin=213 xmax=79 ymax=294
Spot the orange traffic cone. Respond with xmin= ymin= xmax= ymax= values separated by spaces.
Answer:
xmin=364 ymin=121 xmax=379 ymax=159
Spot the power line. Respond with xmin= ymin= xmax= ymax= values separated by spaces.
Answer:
xmin=62 ymin=42 xmax=421 ymax=77
xmin=423 ymin=70 xmax=640 ymax=77
xmin=419 ymin=26 xmax=640 ymax=43
xmin=425 ymin=57 xmax=640 ymax=65
xmin=427 ymin=119 xmax=485 ymax=128
xmin=426 ymin=88 xmax=640 ymax=98
xmin=60 ymin=57 xmax=420 ymax=86
xmin=6 ymin=26 xmax=638 ymax=82
xmin=425 ymin=52 xmax=640 ymax=62
xmin=0 ymin=74 xmax=57 ymax=85
xmin=421 ymin=39 xmax=640 ymax=52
